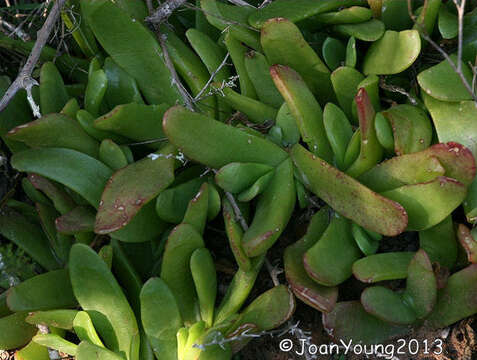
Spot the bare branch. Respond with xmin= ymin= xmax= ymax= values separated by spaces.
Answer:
xmin=146 ymin=0 xmax=187 ymax=24
xmin=453 ymin=0 xmax=466 ymax=74
xmin=407 ymin=0 xmax=477 ymax=104
xmin=226 ymin=0 xmax=256 ymax=8
xmin=194 ymin=52 xmax=230 ymax=101
xmin=158 ymin=32 xmax=196 ymax=111
xmin=259 ymin=0 xmax=273 ymax=8
xmin=0 ymin=17 xmax=30 ymax=41
xmin=225 ymin=191 xmax=249 ymax=231
xmin=0 ymin=0 xmax=66 ymax=114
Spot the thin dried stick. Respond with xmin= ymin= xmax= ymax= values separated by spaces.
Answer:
xmin=453 ymin=0 xmax=466 ymax=74
xmin=225 ymin=191 xmax=249 ymax=231
xmin=224 ymin=190 xmax=281 ymax=286
xmin=158 ymin=32 xmax=195 ymax=111
xmin=259 ymin=0 xmax=273 ymax=8
xmin=407 ymin=0 xmax=477 ymax=103
xmin=0 ymin=17 xmax=30 ymax=40
xmin=226 ymin=0 xmax=256 ymax=8
xmin=147 ymin=1 xmax=195 ymax=110
xmin=0 ymin=0 xmax=66 ymax=115
xmin=193 ymin=52 xmax=230 ymax=101
xmin=145 ymin=0 xmax=187 ymax=24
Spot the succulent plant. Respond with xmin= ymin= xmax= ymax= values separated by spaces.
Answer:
xmin=1 ymin=0 xmax=477 ymax=358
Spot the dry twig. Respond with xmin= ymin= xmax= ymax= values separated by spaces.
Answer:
xmin=0 ymin=0 xmax=66 ymax=116
xmin=407 ymin=0 xmax=477 ymax=103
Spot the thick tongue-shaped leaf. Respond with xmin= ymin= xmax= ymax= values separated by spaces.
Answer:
xmin=345 ymin=36 xmax=357 ymax=68
xmin=161 ymin=224 xmax=204 ymax=325
xmin=304 ymin=215 xmax=361 ymax=286
xmin=351 ymin=223 xmax=380 ymax=256
xmin=323 ymin=102 xmax=353 ymax=170
xmin=422 ymin=93 xmax=477 ymax=223
xmin=261 ymin=18 xmax=333 ymax=104
xmin=412 ymin=0 xmax=441 ymax=36
xmin=26 ymin=310 xmax=78 ymax=330
xmin=215 ymin=163 xmax=274 ymax=194
xmin=163 ymin=106 xmax=288 ymax=168
xmin=201 ymin=0 xmax=260 ymax=51
xmin=271 ymin=64 xmax=333 ymax=162
xmin=425 ymin=264 xmax=477 ymax=329
xmin=362 ymin=249 xmax=437 ymax=325
xmin=224 ymin=32 xmax=257 ymax=99
xmin=422 ymin=94 xmax=477 ymax=156
xmin=346 ymin=88 xmax=383 ymax=178
xmin=7 ymin=113 xmax=99 ymax=158
xmin=156 ymin=177 xmax=205 ymax=224
xmin=438 ymin=5 xmax=458 ymax=39
xmin=361 ymin=286 xmax=417 ymax=325
xmin=223 ymin=199 xmax=251 ymax=271
xmin=81 ymin=0 xmax=181 ymax=105
xmin=0 ymin=312 xmax=37 ymax=350
xmin=0 ymin=208 xmax=60 ymax=271
xmin=220 ymin=87 xmax=277 ymax=124
xmin=55 ymin=206 xmax=95 ymax=235
xmin=353 ymin=252 xmax=415 ymax=283
xmin=244 ymin=50 xmax=283 ymax=108
xmin=109 ymin=201 xmax=167 ymax=243
xmin=291 ymin=144 xmax=408 ymax=236
xmin=76 ymin=341 xmax=124 ymax=360
xmin=182 ymin=183 xmax=209 ymax=235
xmin=214 ymin=256 xmax=264 ymax=325
xmin=463 ymin=7 xmax=477 ymax=62
xmin=7 ymin=270 xmax=76 ymax=311
xmin=95 ymin=144 xmax=175 ymax=234
xmin=419 ymin=216 xmax=457 ymax=270
xmin=242 ymin=158 xmax=296 ymax=257
xmin=382 ymin=104 xmax=432 ymax=155
xmin=15 ymin=337 xmax=50 ymax=360
xmin=32 ymin=334 xmax=78 ymax=356
xmin=227 ymin=285 xmax=295 ymax=335
xmin=103 ymin=57 xmax=144 ymax=108
xmin=285 ymin=209 xmax=338 ymax=312
xmin=457 ymin=224 xmax=477 ymax=263
xmin=316 ymin=6 xmax=372 ymax=25
xmin=248 ymin=0 xmax=364 ymax=28
xmin=330 ymin=66 xmax=364 ymax=122
xmin=363 ymin=30 xmax=421 ymax=75
xmin=333 ymin=19 xmax=385 ymax=41
xmin=275 ymin=103 xmax=301 ymax=147
xmin=0 ymin=76 xmax=31 ymax=153
xmin=73 ymin=311 xmax=104 ymax=347
xmin=322 ymin=37 xmax=346 ymax=71
xmin=418 ymin=55 xmax=475 ymax=102
xmin=404 ymin=249 xmax=437 ymax=319
xmin=359 ymin=142 xmax=476 ymax=192
xmin=140 ymin=278 xmax=182 ymax=360
xmin=381 ymin=176 xmax=467 ymax=231
xmin=85 ymin=69 xmax=107 ymax=117
xmin=343 ymin=128 xmax=361 ymax=169
xmin=99 ymin=139 xmax=128 ymax=171
xmin=11 ymin=148 xmax=113 ymax=208
xmin=323 ymin=301 xmax=409 ymax=345
xmin=39 ymin=62 xmax=69 ymax=115
xmin=77 ymin=109 xmax=129 ymax=144
xmin=381 ymin=0 xmax=413 ymax=30
xmin=69 ymin=244 xmax=139 ymax=360
xmin=95 ymin=104 xmax=168 ymax=149
xmin=190 ymin=248 xmax=217 ymax=328
xmin=237 ymin=171 xmax=274 ymax=202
